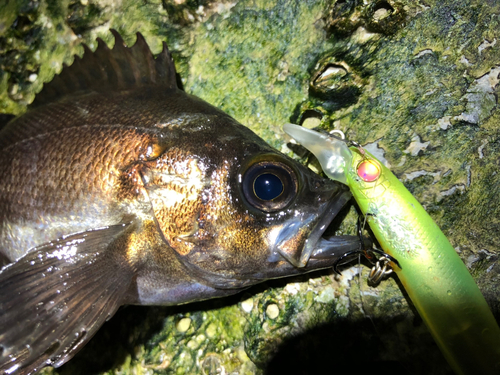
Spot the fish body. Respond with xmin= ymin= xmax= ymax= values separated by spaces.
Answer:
xmin=0 ymin=33 xmax=360 ymax=374
xmin=284 ymin=123 xmax=500 ymax=375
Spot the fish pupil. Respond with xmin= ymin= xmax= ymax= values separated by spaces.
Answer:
xmin=254 ymin=173 xmax=283 ymax=201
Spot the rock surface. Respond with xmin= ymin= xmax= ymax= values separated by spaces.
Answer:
xmin=1 ymin=0 xmax=499 ymax=374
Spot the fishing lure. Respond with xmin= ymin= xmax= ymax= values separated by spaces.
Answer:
xmin=283 ymin=123 xmax=500 ymax=375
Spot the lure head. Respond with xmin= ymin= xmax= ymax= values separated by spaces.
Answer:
xmin=283 ymin=123 xmax=384 ymax=193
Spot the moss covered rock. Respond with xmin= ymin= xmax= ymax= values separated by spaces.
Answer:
xmin=1 ymin=0 xmax=499 ymax=374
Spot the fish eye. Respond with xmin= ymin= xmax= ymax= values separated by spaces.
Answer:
xmin=242 ymin=161 xmax=298 ymax=212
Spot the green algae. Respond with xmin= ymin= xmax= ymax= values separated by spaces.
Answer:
xmin=138 ymin=305 xmax=251 ymax=374
xmin=1 ymin=0 xmax=500 ymax=374
xmin=185 ymin=0 xmax=331 ymax=148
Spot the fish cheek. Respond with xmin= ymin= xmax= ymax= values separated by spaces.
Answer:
xmin=214 ymin=221 xmax=268 ymax=268
xmin=197 ymin=162 xmax=271 ymax=272
xmin=172 ymin=213 xmax=271 ymax=288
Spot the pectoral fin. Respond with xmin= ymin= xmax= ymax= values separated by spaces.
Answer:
xmin=0 ymin=224 xmax=135 ymax=375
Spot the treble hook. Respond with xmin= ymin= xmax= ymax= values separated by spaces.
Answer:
xmin=368 ymin=255 xmax=394 ymax=285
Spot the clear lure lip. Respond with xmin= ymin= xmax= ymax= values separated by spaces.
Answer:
xmin=283 ymin=123 xmax=353 ymax=185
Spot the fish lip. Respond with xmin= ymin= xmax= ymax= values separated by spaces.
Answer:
xmin=298 ymin=188 xmax=351 ymax=266
xmin=308 ymin=236 xmax=366 ymax=261
xmin=271 ymin=186 xmax=352 ymax=268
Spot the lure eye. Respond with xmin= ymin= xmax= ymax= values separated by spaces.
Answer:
xmin=357 ymin=159 xmax=381 ymax=182
xmin=242 ymin=161 xmax=297 ymax=212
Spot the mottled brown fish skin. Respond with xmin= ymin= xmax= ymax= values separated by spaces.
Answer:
xmin=0 ymin=88 xmax=229 ymax=261
xmin=0 ymin=32 xmax=357 ymax=374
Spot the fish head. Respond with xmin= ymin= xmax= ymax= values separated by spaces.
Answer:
xmin=142 ymin=115 xmax=352 ymax=289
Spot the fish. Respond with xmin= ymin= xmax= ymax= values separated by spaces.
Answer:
xmin=284 ymin=123 xmax=500 ymax=375
xmin=0 ymin=31 xmax=364 ymax=374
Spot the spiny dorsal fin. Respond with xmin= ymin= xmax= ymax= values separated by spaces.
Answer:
xmin=31 ymin=30 xmax=178 ymax=107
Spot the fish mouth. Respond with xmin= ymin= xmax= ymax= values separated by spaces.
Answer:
xmin=272 ymin=186 xmax=354 ymax=268
xmin=300 ymin=190 xmax=353 ymax=266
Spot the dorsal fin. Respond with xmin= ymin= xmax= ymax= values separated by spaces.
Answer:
xmin=31 ymin=30 xmax=178 ymax=107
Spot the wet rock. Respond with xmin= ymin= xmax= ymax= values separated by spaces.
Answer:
xmin=1 ymin=1 xmax=499 ymax=374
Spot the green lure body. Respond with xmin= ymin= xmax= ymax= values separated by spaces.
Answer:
xmin=283 ymin=123 xmax=500 ymax=375
xmin=347 ymin=148 xmax=500 ymax=375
